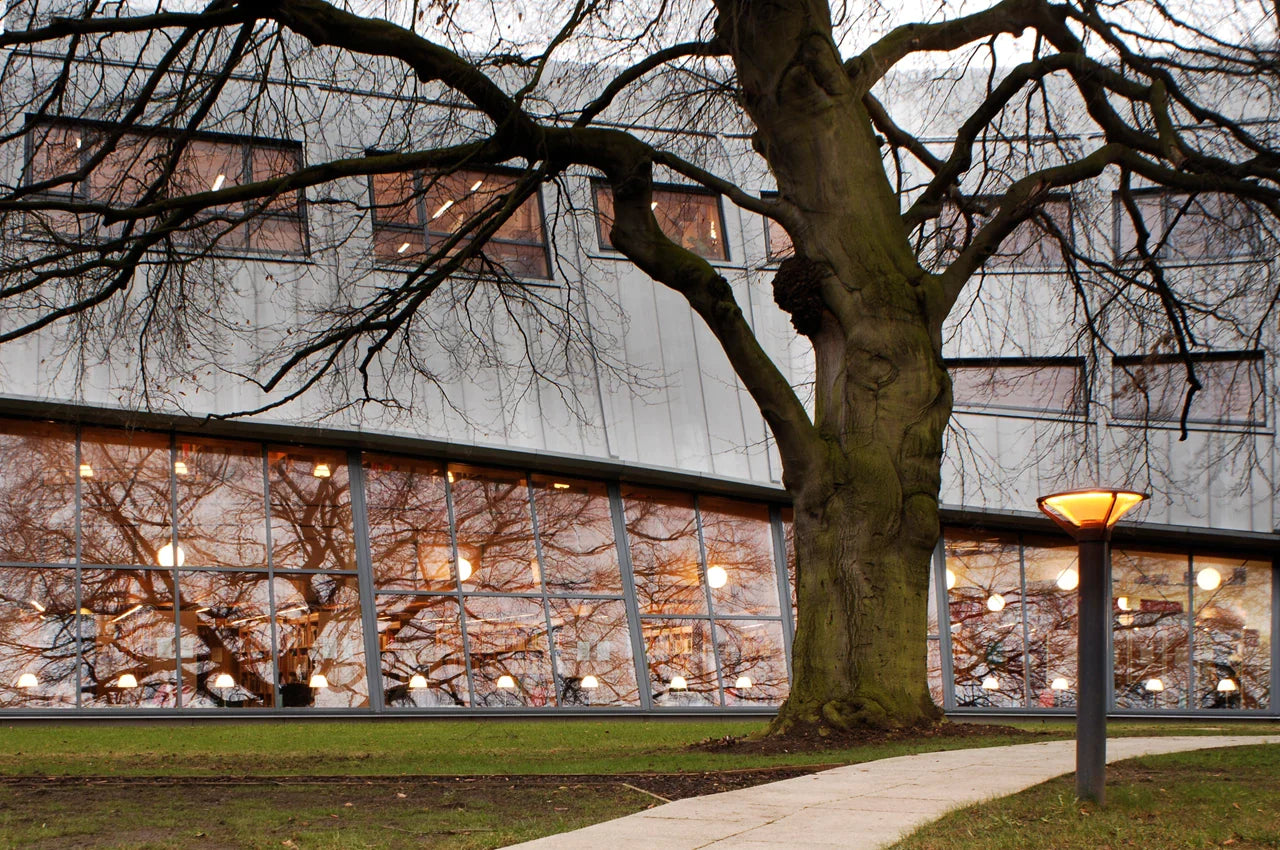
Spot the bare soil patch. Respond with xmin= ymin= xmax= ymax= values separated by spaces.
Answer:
xmin=692 ymin=721 xmax=1042 ymax=756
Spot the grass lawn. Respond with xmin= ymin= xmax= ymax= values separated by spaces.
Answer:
xmin=890 ymin=743 xmax=1280 ymax=850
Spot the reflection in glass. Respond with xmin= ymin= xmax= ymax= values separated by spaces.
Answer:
xmin=642 ymin=618 xmax=718 ymax=707
xmin=548 ymin=598 xmax=638 ymax=706
xmin=781 ymin=508 xmax=797 ymax=620
xmin=927 ymin=638 xmax=944 ymax=706
xmin=1113 ymin=549 xmax=1190 ymax=709
xmin=175 ymin=439 xmax=267 ymax=571
xmin=450 ymin=465 xmax=540 ymax=594
xmin=464 ymin=595 xmax=554 ymax=707
xmin=79 ymin=569 xmax=178 ymax=707
xmin=273 ymin=573 xmax=368 ymax=708
xmin=0 ymin=568 xmax=77 ymax=707
xmin=530 ymin=476 xmax=624 ymax=595
xmin=268 ymin=449 xmax=355 ymax=571
xmin=946 ymin=532 xmax=1025 ymax=708
xmin=378 ymin=594 xmax=469 ymax=708
xmin=1022 ymin=539 xmax=1079 ymax=708
xmin=364 ymin=455 xmax=452 ymax=590
xmin=177 ymin=571 xmax=274 ymax=708
xmin=0 ymin=420 xmax=76 ymax=564
xmin=699 ymin=498 xmax=781 ymax=617
xmin=1192 ymin=555 xmax=1270 ymax=709
xmin=623 ymin=488 xmax=705 ymax=616
xmin=715 ymin=619 xmax=788 ymax=706
xmin=80 ymin=428 xmax=172 ymax=566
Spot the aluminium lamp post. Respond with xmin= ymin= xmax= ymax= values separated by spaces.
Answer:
xmin=1037 ymin=488 xmax=1147 ymax=806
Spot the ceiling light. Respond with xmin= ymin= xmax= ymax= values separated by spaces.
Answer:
xmin=431 ymin=199 xmax=454 ymax=220
xmin=28 ymin=600 xmax=46 ymax=613
xmin=1116 ymin=596 xmax=1131 ymax=611
xmin=16 ymin=672 xmax=38 ymax=688
xmin=552 ymin=482 xmax=571 ymax=489
xmin=312 ymin=462 xmax=332 ymax=478
xmin=73 ymin=136 xmax=83 ymax=149
xmin=650 ymin=201 xmax=658 ymax=210
xmin=1145 ymin=678 xmax=1164 ymax=693
xmin=581 ymin=675 xmax=599 ymax=689
xmin=409 ymin=674 xmax=428 ymax=689
xmin=110 ymin=604 xmax=144 ymax=623
xmin=496 ymin=674 xmax=516 ymax=690
xmin=456 ymin=556 xmax=473 ymax=582
xmin=981 ymin=676 xmax=999 ymax=690
xmin=117 ymin=673 xmax=138 ymax=688
xmin=669 ymin=675 xmax=688 ymax=690
xmin=79 ymin=463 xmax=94 ymax=478
xmin=1056 ymin=569 xmax=1079 ymax=591
xmin=734 ymin=676 xmax=752 ymax=689
xmin=706 ymin=565 xmax=728 ymax=589
xmin=156 ymin=542 xmax=185 ymax=568
xmin=210 ymin=173 xmax=226 ymax=191
xmin=308 ymin=673 xmax=329 ymax=689
xmin=173 ymin=461 xmax=189 ymax=475
xmin=213 ymin=673 xmax=236 ymax=689
xmin=395 ymin=241 xmax=412 ymax=255
xmin=1051 ymin=677 xmax=1070 ymax=691
xmin=1217 ymin=678 xmax=1238 ymax=693
xmin=470 ymin=179 xmax=484 ymax=192
xmin=945 ymin=568 xmax=956 ymax=590
xmin=986 ymin=593 xmax=1006 ymax=612
xmin=1196 ymin=567 xmax=1222 ymax=591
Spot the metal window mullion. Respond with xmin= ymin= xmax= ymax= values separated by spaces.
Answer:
xmin=73 ymin=425 xmax=84 ymax=710
xmin=1187 ymin=553 xmax=1197 ymax=710
xmin=444 ymin=469 xmax=478 ymax=707
xmin=1106 ymin=543 xmax=1116 ymax=713
xmin=934 ymin=535 xmax=957 ymax=712
xmin=1017 ymin=534 xmax=1031 ymax=708
xmin=608 ymin=483 xmax=651 ymax=710
xmin=768 ymin=506 xmax=794 ymax=681
xmin=1270 ymin=555 xmax=1279 ymax=716
xmin=261 ymin=446 xmax=282 ymax=709
xmin=693 ymin=495 xmax=727 ymax=707
xmin=169 ymin=433 xmax=183 ymax=708
xmin=526 ymin=477 xmax=560 ymax=707
xmin=347 ymin=450 xmax=384 ymax=713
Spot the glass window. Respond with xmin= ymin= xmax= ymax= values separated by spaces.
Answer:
xmin=1191 ymin=555 xmax=1270 ymax=710
xmin=936 ymin=196 xmax=1073 ymax=270
xmin=781 ymin=507 xmax=797 ymax=621
xmin=949 ymin=358 xmax=1086 ymax=415
xmin=623 ymin=488 xmax=705 ymax=616
xmin=370 ymin=168 xmax=550 ymax=278
xmin=273 ymin=572 xmax=368 ymax=708
xmin=699 ymin=497 xmax=781 ymax=617
xmin=378 ymin=594 xmax=470 ymax=708
xmin=1112 ymin=353 xmax=1264 ymax=427
xmin=0 ymin=568 xmax=78 ymax=708
xmin=80 ymin=428 xmax=173 ymax=567
xmin=1114 ymin=190 xmax=1261 ymax=261
xmin=0 ymin=419 xmax=76 ymax=564
xmin=363 ymin=454 xmax=452 ymax=591
xmin=24 ymin=118 xmax=306 ymax=254
xmin=595 ymin=183 xmax=728 ymax=261
xmin=1113 ymin=549 xmax=1190 ymax=709
xmin=79 ymin=568 xmax=179 ymax=708
xmin=548 ymin=598 xmax=639 ymax=707
xmin=927 ymin=638 xmax=944 ymax=707
xmin=175 ymin=438 xmax=267 ymax=571
xmin=764 ymin=215 xmax=793 ymax=261
xmin=945 ymin=531 xmax=1026 ymax=708
xmin=530 ymin=476 xmax=625 ymax=595
xmin=268 ymin=449 xmax=355 ymax=572
xmin=715 ymin=619 xmax=788 ymax=706
xmin=1021 ymin=538 xmax=1079 ymax=708
xmin=463 ymin=595 xmax=554 ymax=707
xmin=642 ymin=618 xmax=719 ymax=707
xmin=177 ymin=570 xmax=274 ymax=708
xmin=450 ymin=465 xmax=540 ymax=594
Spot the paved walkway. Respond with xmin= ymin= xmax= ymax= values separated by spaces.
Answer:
xmin=507 ymin=735 xmax=1280 ymax=849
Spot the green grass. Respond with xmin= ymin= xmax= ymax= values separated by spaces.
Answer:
xmin=890 ymin=743 xmax=1280 ymax=850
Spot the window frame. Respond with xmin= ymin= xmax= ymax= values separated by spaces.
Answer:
xmin=591 ymin=179 xmax=731 ymax=263
xmin=946 ymin=355 xmax=1088 ymax=417
xmin=1111 ymin=188 xmax=1263 ymax=264
xmin=760 ymin=190 xmax=793 ymax=264
xmin=21 ymin=114 xmax=310 ymax=259
xmin=935 ymin=193 xmax=1075 ymax=273
xmin=1110 ymin=350 xmax=1267 ymax=429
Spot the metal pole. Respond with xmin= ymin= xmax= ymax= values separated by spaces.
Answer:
xmin=1075 ymin=534 xmax=1108 ymax=805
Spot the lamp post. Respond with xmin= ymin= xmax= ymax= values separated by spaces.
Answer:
xmin=1037 ymin=488 xmax=1147 ymax=805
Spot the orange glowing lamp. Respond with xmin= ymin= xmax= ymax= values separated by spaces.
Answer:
xmin=1037 ymin=489 xmax=1147 ymax=538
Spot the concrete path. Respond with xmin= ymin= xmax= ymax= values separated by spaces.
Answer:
xmin=506 ymin=735 xmax=1280 ymax=849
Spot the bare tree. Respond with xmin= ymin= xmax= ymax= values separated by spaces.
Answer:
xmin=2 ymin=0 xmax=1280 ymax=733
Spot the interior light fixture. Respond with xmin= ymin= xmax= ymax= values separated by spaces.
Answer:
xmin=312 ymin=462 xmax=332 ymax=478
xmin=447 ymin=471 xmax=454 ymax=483
xmin=1051 ymin=677 xmax=1071 ymax=691
xmin=552 ymin=482 xmax=571 ymax=490
xmin=213 ymin=673 xmax=236 ymax=689
xmin=986 ymin=593 xmax=1006 ymax=612
xmin=456 ymin=556 xmax=473 ymax=582
xmin=1196 ymin=567 xmax=1222 ymax=591
xmin=308 ymin=673 xmax=329 ymax=689
xmin=79 ymin=463 xmax=94 ymax=478
xmin=981 ymin=676 xmax=999 ymax=690
xmin=397 ymin=241 xmax=411 ymax=254
xmin=650 ymin=201 xmax=658 ymax=210
xmin=431 ymin=199 xmax=454 ymax=220
xmin=496 ymin=674 xmax=516 ymax=690
xmin=1145 ymin=678 xmax=1164 ymax=693
xmin=945 ymin=568 xmax=956 ymax=590
xmin=1116 ymin=596 xmax=1131 ymax=611
xmin=469 ymin=179 xmax=484 ymax=192
xmin=669 ymin=675 xmax=688 ymax=690
xmin=16 ymin=672 xmax=38 ymax=688
xmin=211 ymin=173 xmax=226 ymax=191
xmin=156 ymin=542 xmax=186 ymax=568
xmin=1056 ymin=569 xmax=1080 ymax=591
xmin=734 ymin=676 xmax=752 ymax=689
xmin=1217 ymin=678 xmax=1238 ymax=693
xmin=409 ymin=674 xmax=429 ymax=689
xmin=117 ymin=673 xmax=138 ymax=688
xmin=173 ymin=460 xmax=189 ymax=475
xmin=580 ymin=675 xmax=599 ymax=689
xmin=28 ymin=600 xmax=46 ymax=613
xmin=110 ymin=603 xmax=144 ymax=623
xmin=706 ymin=565 xmax=728 ymax=589
xmin=74 ymin=136 xmax=83 ymax=149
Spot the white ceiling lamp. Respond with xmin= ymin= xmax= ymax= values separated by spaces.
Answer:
xmin=110 ymin=604 xmax=144 ymax=623
xmin=1116 ymin=596 xmax=1131 ymax=611
xmin=312 ymin=462 xmax=332 ymax=479
xmin=469 ymin=179 xmax=485 ymax=192
xmin=1056 ymin=569 xmax=1079 ymax=591
xmin=456 ymin=556 xmax=473 ymax=582
xmin=1145 ymin=678 xmax=1164 ymax=693
xmin=1217 ymin=678 xmax=1238 ymax=693
xmin=210 ymin=173 xmax=226 ymax=191
xmin=397 ymin=241 xmax=411 ymax=254
xmin=431 ymin=199 xmax=454 ymax=220
xmin=1051 ymin=677 xmax=1071 ymax=691
xmin=308 ymin=673 xmax=329 ymax=689
xmin=16 ymin=672 xmax=38 ymax=689
xmin=986 ymin=593 xmax=1006 ymax=612
xmin=496 ymin=674 xmax=516 ymax=690
xmin=213 ymin=673 xmax=236 ymax=689
xmin=669 ymin=675 xmax=688 ymax=690
xmin=117 ymin=673 xmax=138 ymax=688
xmin=551 ymin=482 xmax=571 ymax=490
xmin=408 ymin=674 xmax=429 ymax=689
xmin=1196 ymin=567 xmax=1222 ymax=591
xmin=706 ymin=565 xmax=728 ymax=589
xmin=78 ymin=462 xmax=94 ymax=478
xmin=173 ymin=460 xmax=189 ymax=475
xmin=981 ymin=675 xmax=999 ymax=690
xmin=28 ymin=600 xmax=46 ymax=613
xmin=945 ymin=568 xmax=956 ymax=590
xmin=157 ymin=542 xmax=185 ymax=568
xmin=580 ymin=675 xmax=599 ymax=689
xmin=734 ymin=675 xmax=753 ymax=689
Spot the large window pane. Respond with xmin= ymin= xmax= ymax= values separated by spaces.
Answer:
xmin=548 ymin=598 xmax=638 ymax=707
xmin=0 ymin=568 xmax=77 ymax=708
xmin=80 ymin=428 xmax=172 ymax=567
xmin=949 ymin=358 xmax=1086 ymax=415
xmin=530 ymin=476 xmax=624 ymax=595
xmin=642 ymin=618 xmax=719 ymax=707
xmin=450 ymin=465 xmax=540 ymax=594
xmin=463 ymin=595 xmax=554 ymax=707
xmin=363 ymin=455 xmax=452 ymax=591
xmin=0 ymin=419 xmax=76 ymax=564
xmin=378 ymin=594 xmax=469 ymax=708
xmin=1192 ymin=555 xmax=1270 ymax=710
xmin=1022 ymin=539 xmax=1079 ymax=708
xmin=79 ymin=569 xmax=179 ymax=708
xmin=175 ymin=438 xmax=267 ymax=571
xmin=623 ymin=488 xmax=705 ymax=616
xmin=699 ymin=497 xmax=781 ymax=617
xmin=268 ymin=449 xmax=354 ymax=572
xmin=945 ymin=531 xmax=1026 ymax=708
xmin=595 ymin=184 xmax=728 ymax=261
xmin=177 ymin=571 xmax=274 ymax=709
xmin=1112 ymin=353 xmax=1264 ymax=427
xmin=1113 ymin=550 xmax=1190 ymax=709
xmin=715 ymin=619 xmax=788 ymax=706
xmin=273 ymin=573 xmax=368 ymax=708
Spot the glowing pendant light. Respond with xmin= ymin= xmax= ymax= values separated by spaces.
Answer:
xmin=981 ymin=676 xmax=999 ymax=690
xmin=706 ymin=566 xmax=728 ymax=589
xmin=734 ymin=676 xmax=753 ymax=689
xmin=1196 ymin=567 xmax=1222 ymax=591
xmin=1145 ymin=678 xmax=1164 ymax=692
xmin=1217 ymin=678 xmax=1238 ymax=693
xmin=116 ymin=673 xmax=138 ymax=688
xmin=580 ymin=675 xmax=599 ymax=689
xmin=496 ymin=674 xmax=516 ymax=690
xmin=1050 ymin=677 xmax=1070 ymax=691
xmin=986 ymin=593 xmax=1006 ymax=612
xmin=157 ymin=542 xmax=185 ymax=567
xmin=213 ymin=673 xmax=236 ymax=689
xmin=408 ymin=674 xmax=428 ymax=689
xmin=669 ymin=675 xmax=688 ymax=690
xmin=308 ymin=673 xmax=329 ymax=689
xmin=1056 ymin=569 xmax=1079 ymax=591
xmin=16 ymin=672 xmax=38 ymax=688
